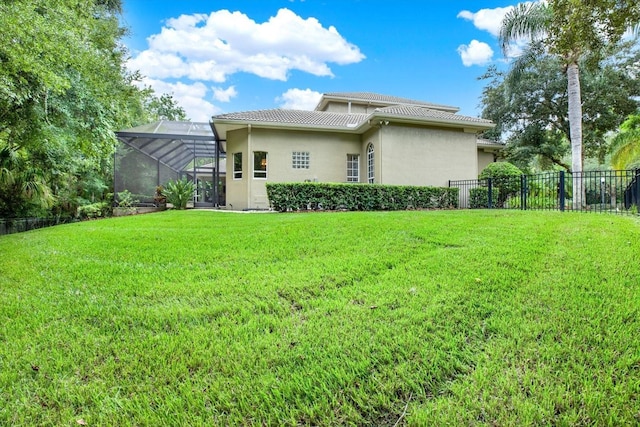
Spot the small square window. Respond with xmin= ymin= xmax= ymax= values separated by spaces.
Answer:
xmin=292 ymin=151 xmax=310 ymax=169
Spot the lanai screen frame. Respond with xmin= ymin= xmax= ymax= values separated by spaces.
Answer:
xmin=114 ymin=121 xmax=226 ymax=207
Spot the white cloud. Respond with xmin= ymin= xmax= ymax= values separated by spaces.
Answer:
xmin=457 ymin=7 xmax=514 ymax=37
xmin=140 ymin=78 xmax=221 ymax=122
xmin=129 ymin=8 xmax=365 ymax=83
xmin=457 ymin=40 xmax=494 ymax=66
xmin=277 ymin=88 xmax=322 ymax=110
xmin=212 ymin=86 xmax=237 ymax=102
xmin=457 ymin=4 xmax=539 ymax=60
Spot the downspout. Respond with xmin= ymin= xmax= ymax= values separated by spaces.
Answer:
xmin=378 ymin=123 xmax=383 ymax=184
xmin=209 ymin=120 xmax=220 ymax=208
xmin=247 ymin=124 xmax=252 ymax=210
xmin=214 ymin=135 xmax=220 ymax=207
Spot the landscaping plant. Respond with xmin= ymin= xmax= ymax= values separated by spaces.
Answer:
xmin=162 ymin=178 xmax=195 ymax=209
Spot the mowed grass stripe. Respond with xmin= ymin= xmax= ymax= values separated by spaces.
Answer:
xmin=0 ymin=210 xmax=638 ymax=425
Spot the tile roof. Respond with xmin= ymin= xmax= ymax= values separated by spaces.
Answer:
xmin=477 ymin=138 xmax=505 ymax=147
xmin=319 ymin=92 xmax=458 ymax=111
xmin=212 ymin=93 xmax=494 ymax=132
xmin=214 ymin=109 xmax=369 ymax=128
xmin=374 ymin=105 xmax=494 ymax=125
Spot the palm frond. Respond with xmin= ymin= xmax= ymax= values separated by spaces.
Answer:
xmin=610 ymin=130 xmax=640 ymax=170
xmin=500 ymin=2 xmax=551 ymax=54
xmin=504 ymin=41 xmax=547 ymax=93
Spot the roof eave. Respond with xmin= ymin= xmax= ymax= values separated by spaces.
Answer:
xmin=211 ymin=118 xmax=364 ymax=138
xmin=315 ymin=94 xmax=460 ymax=113
xmin=366 ymin=112 xmax=495 ymax=132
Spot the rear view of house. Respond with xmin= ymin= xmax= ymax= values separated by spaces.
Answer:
xmin=211 ymin=92 xmax=497 ymax=210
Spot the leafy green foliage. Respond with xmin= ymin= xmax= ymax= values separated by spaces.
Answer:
xmin=142 ymin=90 xmax=189 ymax=122
xmin=610 ymin=112 xmax=640 ymax=170
xmin=0 ymin=210 xmax=639 ymax=425
xmin=469 ymin=187 xmax=500 ymax=209
xmin=162 ymin=178 xmax=195 ymax=210
xmin=0 ymin=0 xmax=187 ymax=219
xmin=76 ymin=202 xmax=112 ymax=219
xmin=478 ymin=162 xmax=523 ymax=208
xmin=498 ymin=0 xmax=640 ymax=209
xmin=0 ymin=141 xmax=54 ymax=217
xmin=266 ymin=182 xmax=458 ymax=212
xmin=480 ymin=44 xmax=640 ymax=170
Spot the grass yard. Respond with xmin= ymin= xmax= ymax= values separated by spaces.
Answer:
xmin=1 ymin=209 xmax=639 ymax=425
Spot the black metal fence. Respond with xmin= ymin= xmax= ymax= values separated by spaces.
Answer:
xmin=0 ymin=217 xmax=77 ymax=236
xmin=450 ymin=169 xmax=640 ymax=214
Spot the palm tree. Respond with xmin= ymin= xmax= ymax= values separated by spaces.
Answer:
xmin=0 ymin=142 xmax=54 ymax=217
xmin=500 ymin=0 xmax=640 ymax=208
xmin=610 ymin=113 xmax=640 ymax=170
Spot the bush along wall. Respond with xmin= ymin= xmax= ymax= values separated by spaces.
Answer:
xmin=469 ymin=187 xmax=501 ymax=209
xmin=266 ymin=182 xmax=458 ymax=212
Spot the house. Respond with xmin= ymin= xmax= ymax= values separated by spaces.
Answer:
xmin=211 ymin=92 xmax=497 ymax=210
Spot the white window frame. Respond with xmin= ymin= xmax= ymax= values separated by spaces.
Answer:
xmin=253 ymin=151 xmax=268 ymax=179
xmin=347 ymin=154 xmax=359 ymax=182
xmin=233 ymin=152 xmax=243 ymax=179
xmin=292 ymin=151 xmax=310 ymax=169
xmin=367 ymin=143 xmax=374 ymax=184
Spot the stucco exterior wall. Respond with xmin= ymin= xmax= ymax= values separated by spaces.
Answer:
xmin=377 ymin=125 xmax=478 ymax=187
xmin=225 ymin=128 xmax=249 ymax=210
xmin=477 ymin=149 xmax=496 ymax=174
xmin=224 ymin=124 xmax=485 ymax=210
xmin=322 ymin=101 xmax=376 ymax=114
xmin=226 ymin=127 xmax=362 ymax=210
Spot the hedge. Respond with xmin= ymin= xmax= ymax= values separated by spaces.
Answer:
xmin=266 ymin=182 xmax=458 ymax=212
xmin=469 ymin=187 xmax=500 ymax=209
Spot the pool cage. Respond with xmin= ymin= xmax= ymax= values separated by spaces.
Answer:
xmin=115 ymin=121 xmax=226 ymax=208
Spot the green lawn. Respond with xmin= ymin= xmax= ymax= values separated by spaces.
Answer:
xmin=1 ymin=210 xmax=639 ymax=425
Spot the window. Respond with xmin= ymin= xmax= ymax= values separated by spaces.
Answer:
xmin=292 ymin=151 xmax=310 ymax=169
xmin=347 ymin=154 xmax=359 ymax=182
xmin=367 ymin=143 xmax=374 ymax=184
xmin=233 ymin=152 xmax=242 ymax=179
xmin=253 ymin=151 xmax=267 ymax=179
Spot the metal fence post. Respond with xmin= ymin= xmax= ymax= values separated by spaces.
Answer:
xmin=559 ymin=171 xmax=565 ymax=212
xmin=488 ymin=178 xmax=493 ymax=209
xmin=521 ymin=174 xmax=527 ymax=211
xmin=635 ymin=169 xmax=640 ymax=207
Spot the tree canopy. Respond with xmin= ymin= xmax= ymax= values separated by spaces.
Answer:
xmin=480 ymin=43 xmax=640 ymax=172
xmin=499 ymin=0 xmax=640 ymax=206
xmin=0 ymin=0 xmax=186 ymax=218
xmin=610 ymin=113 xmax=640 ymax=170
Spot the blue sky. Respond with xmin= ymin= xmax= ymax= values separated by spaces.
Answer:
xmin=121 ymin=0 xmax=522 ymax=121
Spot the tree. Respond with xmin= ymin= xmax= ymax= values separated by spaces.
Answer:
xmin=142 ymin=90 xmax=189 ymax=122
xmin=500 ymin=0 xmax=640 ymax=207
xmin=0 ymin=0 xmax=166 ymax=218
xmin=610 ymin=113 xmax=640 ymax=170
xmin=480 ymin=43 xmax=640 ymax=171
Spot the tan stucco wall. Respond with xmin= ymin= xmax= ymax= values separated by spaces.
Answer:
xmin=477 ymin=149 xmax=497 ymax=174
xmin=322 ymin=101 xmax=376 ymax=114
xmin=225 ymin=127 xmax=361 ymax=210
xmin=225 ymin=128 xmax=249 ymax=210
xmin=224 ymin=123 xmax=485 ymax=210
xmin=376 ymin=124 xmax=478 ymax=187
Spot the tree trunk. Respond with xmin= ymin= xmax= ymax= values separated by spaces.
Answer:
xmin=567 ymin=61 xmax=583 ymax=209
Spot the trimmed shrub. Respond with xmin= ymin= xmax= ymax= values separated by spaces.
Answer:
xmin=266 ymin=182 xmax=458 ymax=212
xmin=479 ymin=162 xmax=523 ymax=207
xmin=162 ymin=178 xmax=195 ymax=210
xmin=469 ymin=187 xmax=500 ymax=209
